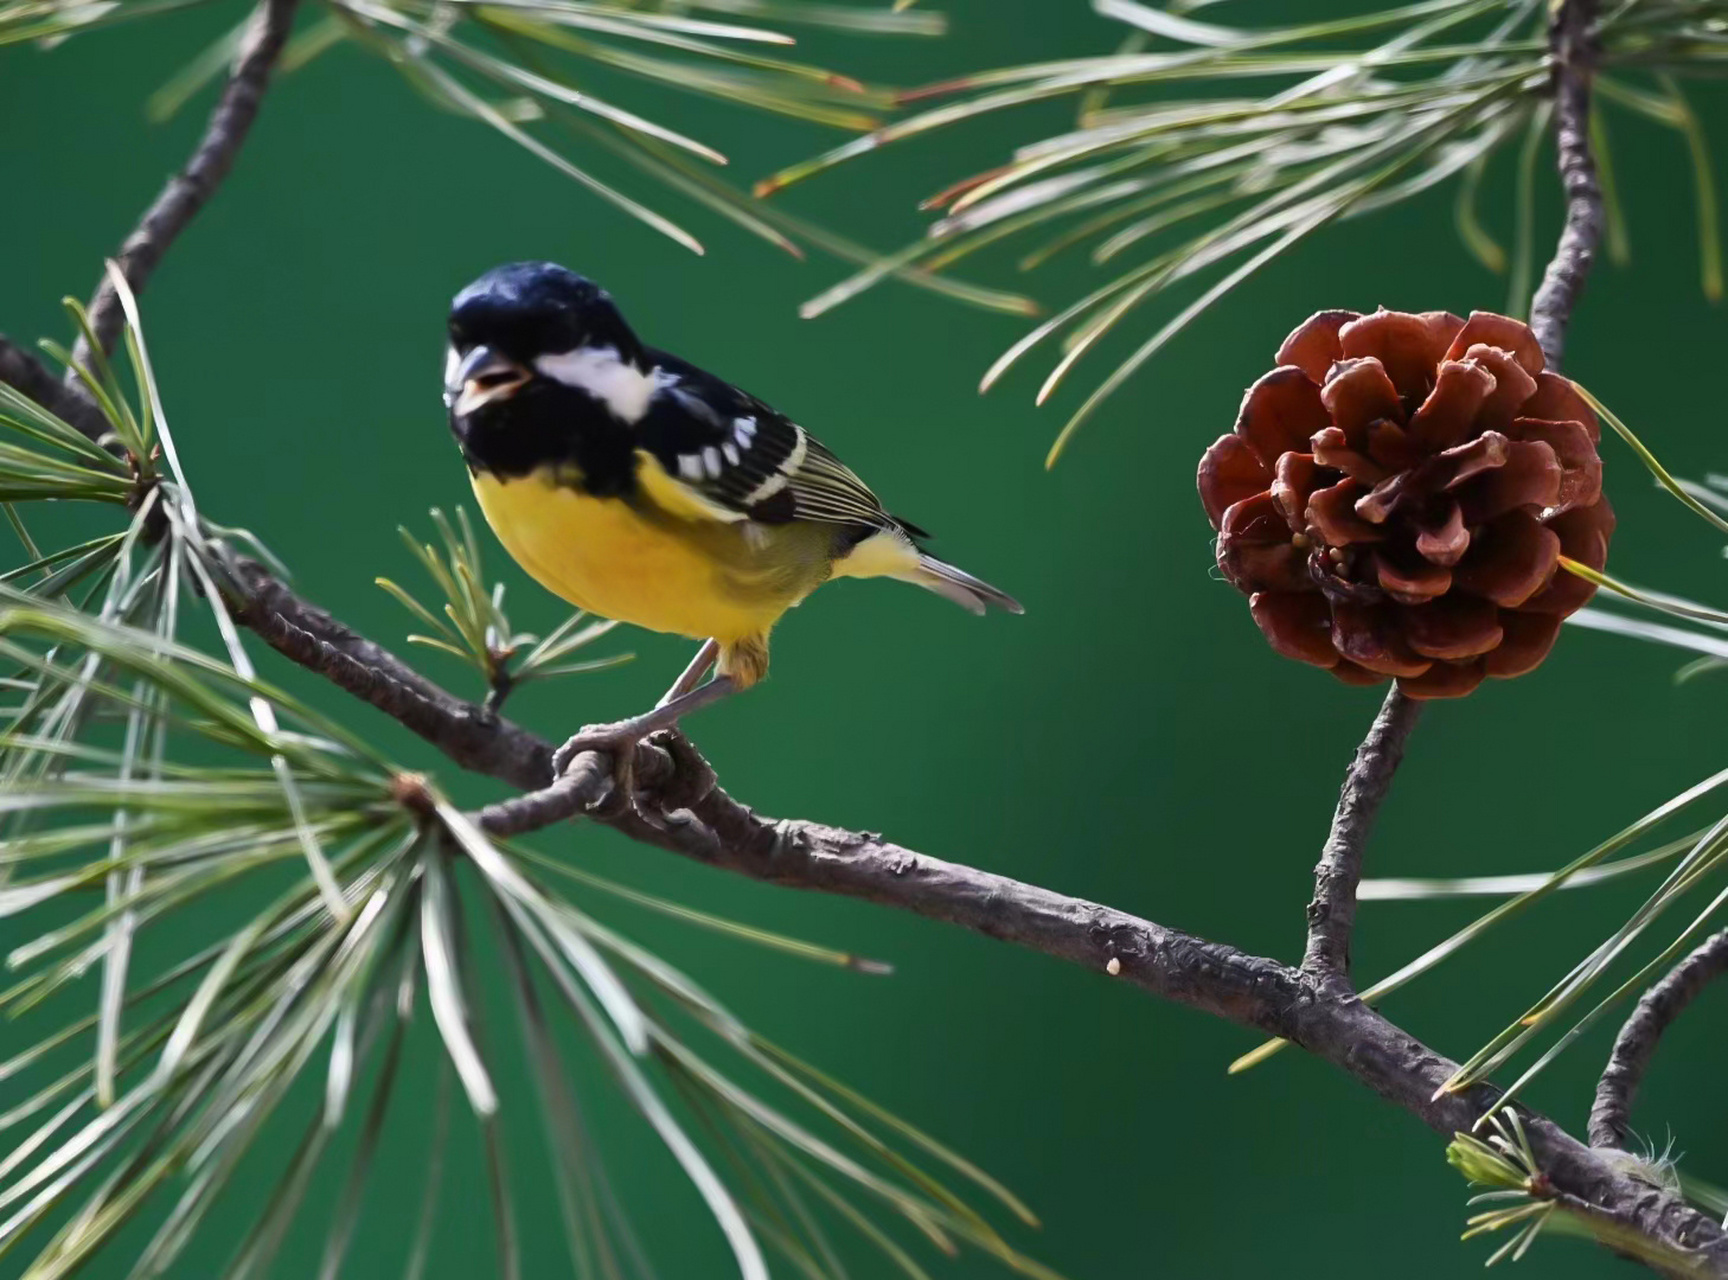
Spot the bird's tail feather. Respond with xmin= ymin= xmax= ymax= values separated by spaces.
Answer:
xmin=904 ymin=555 xmax=1024 ymax=616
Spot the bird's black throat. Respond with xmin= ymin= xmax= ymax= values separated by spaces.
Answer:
xmin=451 ymin=379 xmax=637 ymax=496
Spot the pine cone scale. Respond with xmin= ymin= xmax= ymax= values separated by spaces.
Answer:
xmin=1237 ymin=366 xmax=1332 ymax=460
xmin=1445 ymin=314 xmax=1543 ymax=373
xmin=1275 ymin=309 xmax=1360 ymax=382
xmin=1320 ymin=358 xmax=1404 ymax=441
xmin=1525 ymin=371 xmax=1601 ymax=441
xmin=1250 ymin=591 xmax=1338 ymax=667
xmin=1309 ymin=477 xmax=1385 ymax=546
xmin=1404 ymin=595 xmax=1504 ymax=660
xmin=1453 ymin=510 xmax=1562 ymax=608
xmin=1332 ymin=602 xmax=1432 ymax=677
xmin=1339 ymin=309 xmax=1461 ymax=397
xmin=1459 ymin=441 xmax=1565 ymax=525
xmin=1513 ymin=417 xmax=1602 ymax=513
xmin=1373 ymin=545 xmax=1452 ymax=603
xmin=1271 ymin=452 xmax=1322 ymax=530
xmin=1197 ymin=433 xmax=1271 ymax=525
xmin=1408 ymin=358 xmax=1496 ymax=452
xmin=1414 ymin=500 xmax=1470 ymax=566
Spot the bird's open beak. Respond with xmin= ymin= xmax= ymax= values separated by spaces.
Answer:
xmin=446 ymin=345 xmax=530 ymax=417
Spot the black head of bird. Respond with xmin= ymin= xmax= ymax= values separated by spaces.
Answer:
xmin=445 ymin=262 xmax=647 ymax=490
xmin=442 ymin=261 xmax=1022 ymax=785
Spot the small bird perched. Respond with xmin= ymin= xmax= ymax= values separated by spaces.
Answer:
xmin=443 ymin=262 xmax=1021 ymax=781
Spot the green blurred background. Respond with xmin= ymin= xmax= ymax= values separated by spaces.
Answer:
xmin=4 ymin=2 xmax=1728 ymax=1276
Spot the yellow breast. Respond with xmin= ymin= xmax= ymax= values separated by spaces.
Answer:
xmin=470 ymin=464 xmax=814 ymax=644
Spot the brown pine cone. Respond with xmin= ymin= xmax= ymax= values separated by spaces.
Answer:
xmin=1198 ymin=309 xmax=1614 ymax=699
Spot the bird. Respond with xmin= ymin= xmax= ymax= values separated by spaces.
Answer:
xmin=443 ymin=261 xmax=1022 ymax=784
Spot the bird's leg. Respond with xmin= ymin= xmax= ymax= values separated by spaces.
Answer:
xmin=551 ymin=639 xmax=733 ymax=791
xmin=552 ymin=677 xmax=737 ymax=791
xmin=658 ymin=638 xmax=719 ymax=707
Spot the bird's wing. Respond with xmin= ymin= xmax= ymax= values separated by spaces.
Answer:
xmin=634 ymin=351 xmax=923 ymax=536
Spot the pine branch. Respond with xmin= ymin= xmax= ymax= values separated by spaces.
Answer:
xmin=1301 ymin=0 xmax=1607 ymax=1024
xmin=227 ymin=556 xmax=553 ymax=790
xmin=1529 ymin=0 xmax=1604 ymax=371
xmin=1590 ymin=927 xmax=1728 ymax=1151
xmin=2 ymin=374 xmax=1723 ymax=1279
xmin=68 ymin=0 xmax=300 ymax=373
xmin=179 ymin=554 xmax=1728 ymax=1266
xmin=218 ymin=563 xmax=1728 ymax=1278
xmin=1302 ymin=687 xmax=1423 ymax=984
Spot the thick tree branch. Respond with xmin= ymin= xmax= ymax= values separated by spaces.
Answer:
xmin=474 ymin=735 xmax=1728 ymax=1274
xmin=1529 ymin=0 xmax=1603 ymax=371
xmin=1590 ymin=928 xmax=1728 ymax=1151
xmin=69 ymin=0 xmax=299 ymax=372
xmin=472 ymin=735 xmax=1728 ymax=1271
xmin=1302 ymin=687 xmax=1422 ymax=983
xmin=488 ymin=742 xmax=1312 ymax=1027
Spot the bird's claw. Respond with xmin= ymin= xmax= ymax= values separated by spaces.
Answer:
xmin=553 ymin=723 xmax=715 ymax=823
xmin=551 ymin=720 xmax=641 ymax=780
xmin=552 ymin=721 xmax=651 ymax=818
xmin=644 ymin=729 xmax=717 ymax=811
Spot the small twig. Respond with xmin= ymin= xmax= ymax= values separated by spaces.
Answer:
xmin=484 ymin=663 xmax=515 ymax=714
xmin=1529 ymin=0 xmax=1604 ymax=371
xmin=68 ymin=0 xmax=300 ymax=372
xmin=1590 ymin=927 xmax=1728 ymax=1151
xmin=1303 ymin=687 xmax=1423 ymax=983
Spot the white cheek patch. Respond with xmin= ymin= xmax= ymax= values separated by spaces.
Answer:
xmin=535 ymin=346 xmax=669 ymax=423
